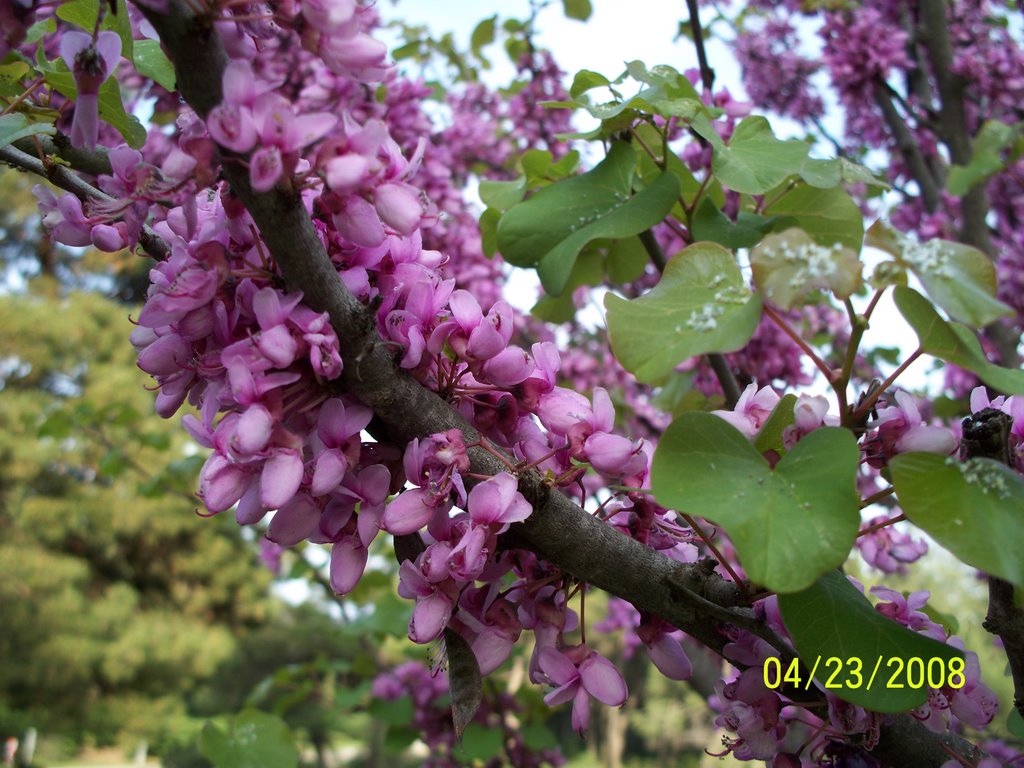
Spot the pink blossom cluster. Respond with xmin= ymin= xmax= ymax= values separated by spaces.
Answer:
xmin=22 ymin=0 xmax=681 ymax=735
xmin=734 ymin=15 xmax=824 ymax=121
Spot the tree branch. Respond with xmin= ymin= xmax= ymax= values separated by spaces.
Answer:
xmin=873 ymin=82 xmax=942 ymax=212
xmin=961 ymin=408 xmax=1024 ymax=720
xmin=132 ymin=2 xmax=984 ymax=763
xmin=684 ymin=0 xmax=714 ymax=92
xmin=916 ymin=0 xmax=1021 ymax=368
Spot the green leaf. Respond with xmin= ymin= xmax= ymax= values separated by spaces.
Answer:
xmin=890 ymin=452 xmax=1024 ymax=589
xmin=893 ymin=286 xmax=1024 ymax=394
xmin=947 ymin=120 xmax=1017 ymax=196
xmin=633 ymin=122 xmax=717 ymax=211
xmin=798 ymin=157 xmax=841 ymax=188
xmin=564 ymin=62 xmax=709 ymax=126
xmin=752 ymin=394 xmax=797 ymax=457
xmin=1009 ymin=709 xmax=1024 ymax=740
xmin=42 ymin=65 xmax=147 ymax=148
xmin=478 ymin=176 xmax=526 ymax=211
xmin=132 ymin=39 xmax=175 ymax=91
xmin=868 ymin=221 xmax=1011 ymax=327
xmin=838 ymin=158 xmax=890 ymax=189
xmin=497 ymin=142 xmax=680 ymax=295
xmin=26 ymin=17 xmax=56 ymax=44
xmin=38 ymin=410 xmax=73 ymax=439
xmin=0 ymin=113 xmax=56 ymax=149
xmin=521 ymin=722 xmax=558 ymax=750
xmin=199 ymin=710 xmax=298 ymax=768
xmin=691 ymin=198 xmax=775 ymax=248
xmin=765 ymin=184 xmax=864 ymax=252
xmin=570 ymin=69 xmax=611 ymax=100
xmin=460 ymin=724 xmax=504 ymax=760
xmin=531 ymin=249 xmax=603 ymax=323
xmin=750 ymin=228 xmax=862 ymax=309
xmin=562 ymin=0 xmax=593 ymax=21
xmin=778 ymin=571 xmax=962 ymax=712
xmin=918 ymin=598 xmax=960 ymax=636
xmin=605 ymin=242 xmax=762 ymax=383
xmin=56 ymin=0 xmax=101 ymax=33
xmin=391 ymin=40 xmax=422 ymax=61
xmin=479 ymin=208 xmax=500 ymax=257
xmin=519 ymin=148 xmax=579 ymax=188
xmin=470 ymin=15 xmax=496 ymax=66
xmin=604 ymin=236 xmax=648 ymax=283
xmin=368 ymin=696 xmax=414 ymax=726
xmin=711 ymin=116 xmax=810 ymax=195
xmin=0 ymin=63 xmax=32 ymax=101
xmin=97 ymin=449 xmax=127 ymax=478
xmin=651 ymin=414 xmax=860 ymax=592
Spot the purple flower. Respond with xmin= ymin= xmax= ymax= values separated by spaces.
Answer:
xmin=539 ymin=646 xmax=628 ymax=735
xmin=466 ymin=472 xmax=532 ymax=532
xmin=712 ymin=383 xmax=781 ymax=438
xmin=864 ymin=390 xmax=957 ymax=465
xmin=59 ymin=30 xmax=121 ymax=149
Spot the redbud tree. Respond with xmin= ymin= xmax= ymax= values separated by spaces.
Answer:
xmin=2 ymin=0 xmax=1023 ymax=765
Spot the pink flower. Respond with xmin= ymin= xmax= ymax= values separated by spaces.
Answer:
xmin=865 ymin=390 xmax=957 ymax=465
xmin=712 ymin=383 xmax=781 ymax=438
xmin=60 ymin=30 xmax=121 ymax=149
xmin=267 ymin=492 xmax=320 ymax=546
xmin=466 ymin=472 xmax=532 ymax=531
xmin=398 ymin=558 xmax=455 ymax=643
xmin=382 ymin=488 xmax=448 ymax=536
xmin=782 ymin=394 xmax=837 ymax=449
xmin=857 ymin=515 xmax=928 ymax=574
xmin=582 ymin=432 xmax=647 ymax=478
xmin=539 ymin=646 xmax=628 ymax=734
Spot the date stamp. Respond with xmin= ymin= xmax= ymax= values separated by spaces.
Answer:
xmin=763 ymin=656 xmax=965 ymax=692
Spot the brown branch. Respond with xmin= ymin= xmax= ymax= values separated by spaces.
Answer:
xmin=873 ymin=82 xmax=942 ymax=212
xmin=0 ymin=142 xmax=170 ymax=260
xmin=961 ymin=408 xmax=1024 ymax=721
xmin=684 ymin=0 xmax=714 ymax=92
xmin=916 ymin=0 xmax=1021 ymax=369
xmin=134 ymin=2 xmax=984 ymax=763
xmin=15 ymin=133 xmax=115 ymax=177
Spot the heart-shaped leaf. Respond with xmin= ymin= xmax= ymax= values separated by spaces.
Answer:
xmin=894 ymin=286 xmax=1024 ymax=394
xmin=605 ymin=242 xmax=762 ymax=383
xmin=709 ymin=116 xmax=811 ymax=195
xmin=779 ymin=571 xmax=962 ymax=713
xmin=750 ymin=228 xmax=862 ymax=309
xmin=199 ymin=710 xmax=298 ymax=768
xmin=890 ymin=452 xmax=1024 ymax=589
xmin=497 ymin=142 xmax=680 ymax=295
xmin=651 ymin=413 xmax=860 ymax=592
xmin=691 ymin=198 xmax=776 ymax=249
xmin=765 ymin=184 xmax=864 ymax=252
xmin=947 ymin=120 xmax=1017 ymax=196
xmin=870 ymin=222 xmax=1011 ymax=327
